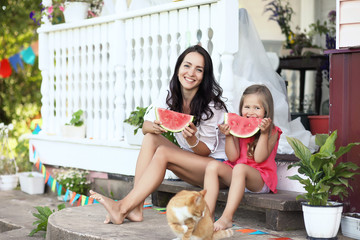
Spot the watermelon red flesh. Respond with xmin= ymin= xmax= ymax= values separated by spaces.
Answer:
xmin=224 ymin=113 xmax=262 ymax=138
xmin=155 ymin=107 xmax=194 ymax=133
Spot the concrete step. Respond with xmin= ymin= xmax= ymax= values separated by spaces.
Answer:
xmin=46 ymin=199 xmax=311 ymax=240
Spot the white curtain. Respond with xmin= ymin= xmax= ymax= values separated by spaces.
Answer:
xmin=232 ymin=8 xmax=317 ymax=154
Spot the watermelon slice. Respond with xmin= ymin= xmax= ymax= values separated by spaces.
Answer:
xmin=224 ymin=113 xmax=262 ymax=138
xmin=155 ymin=107 xmax=194 ymax=132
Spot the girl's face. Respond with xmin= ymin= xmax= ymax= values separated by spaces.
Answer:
xmin=177 ymin=52 xmax=204 ymax=92
xmin=241 ymin=94 xmax=266 ymax=119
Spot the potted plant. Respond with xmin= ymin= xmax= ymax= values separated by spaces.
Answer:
xmin=0 ymin=123 xmax=19 ymax=191
xmin=123 ymin=105 xmax=179 ymax=146
xmin=53 ymin=167 xmax=91 ymax=197
xmin=61 ymin=109 xmax=86 ymax=138
xmin=286 ymin=130 xmax=360 ymax=239
xmin=123 ymin=106 xmax=149 ymax=145
xmin=19 ymin=172 xmax=45 ymax=195
xmin=43 ymin=0 xmax=103 ymax=24
xmin=341 ymin=212 xmax=360 ymax=239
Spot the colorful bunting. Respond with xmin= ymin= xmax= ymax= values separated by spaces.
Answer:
xmin=8 ymin=54 xmax=24 ymax=72
xmin=0 ymin=43 xmax=38 ymax=78
xmin=31 ymin=145 xmax=100 ymax=208
xmin=20 ymin=46 xmax=36 ymax=65
xmin=63 ymin=189 xmax=70 ymax=202
xmin=0 ymin=59 xmax=12 ymax=78
xmin=32 ymin=124 xmax=42 ymax=134
xmin=31 ymin=41 xmax=39 ymax=56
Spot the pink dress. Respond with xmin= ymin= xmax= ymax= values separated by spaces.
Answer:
xmin=224 ymin=126 xmax=282 ymax=193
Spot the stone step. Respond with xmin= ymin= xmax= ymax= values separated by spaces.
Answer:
xmin=152 ymin=180 xmax=305 ymax=231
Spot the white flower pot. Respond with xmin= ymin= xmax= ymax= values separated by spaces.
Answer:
xmin=124 ymin=123 xmax=143 ymax=146
xmin=63 ymin=2 xmax=90 ymax=23
xmin=61 ymin=125 xmax=86 ymax=138
xmin=302 ymin=202 xmax=343 ymax=238
xmin=0 ymin=174 xmax=19 ymax=191
xmin=19 ymin=172 xmax=45 ymax=195
xmin=341 ymin=213 xmax=360 ymax=239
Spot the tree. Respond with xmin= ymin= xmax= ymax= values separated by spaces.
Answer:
xmin=1 ymin=0 xmax=44 ymax=171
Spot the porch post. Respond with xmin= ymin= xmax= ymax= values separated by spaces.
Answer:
xmin=215 ymin=0 xmax=238 ymax=111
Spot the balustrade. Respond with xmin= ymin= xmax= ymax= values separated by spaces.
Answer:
xmin=37 ymin=0 xmax=238 ymax=144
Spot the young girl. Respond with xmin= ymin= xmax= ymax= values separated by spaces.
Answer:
xmin=89 ymin=45 xmax=228 ymax=225
xmin=203 ymin=84 xmax=282 ymax=231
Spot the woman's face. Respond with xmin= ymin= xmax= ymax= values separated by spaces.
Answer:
xmin=241 ymin=93 xmax=266 ymax=119
xmin=177 ymin=52 xmax=204 ymax=92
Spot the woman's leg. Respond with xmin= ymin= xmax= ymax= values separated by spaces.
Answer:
xmin=127 ymin=134 xmax=178 ymax=221
xmin=203 ymin=161 xmax=233 ymax=217
xmin=214 ymin=164 xmax=264 ymax=231
xmin=91 ymin=140 xmax=213 ymax=224
xmin=90 ymin=133 xmax=178 ymax=223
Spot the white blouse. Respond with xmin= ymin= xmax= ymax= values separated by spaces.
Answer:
xmin=144 ymin=89 xmax=227 ymax=159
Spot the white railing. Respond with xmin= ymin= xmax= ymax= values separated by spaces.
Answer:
xmin=37 ymin=0 xmax=238 ymax=143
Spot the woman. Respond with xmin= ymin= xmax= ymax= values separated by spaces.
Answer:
xmin=90 ymin=45 xmax=228 ymax=224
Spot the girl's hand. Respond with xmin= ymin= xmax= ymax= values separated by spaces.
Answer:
xmin=218 ymin=124 xmax=231 ymax=136
xmin=152 ymin=120 xmax=167 ymax=135
xmin=259 ymin=118 xmax=272 ymax=133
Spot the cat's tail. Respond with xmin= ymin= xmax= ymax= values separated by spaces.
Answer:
xmin=213 ymin=228 xmax=234 ymax=240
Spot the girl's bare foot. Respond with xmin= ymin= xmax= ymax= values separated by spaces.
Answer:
xmin=213 ymin=216 xmax=233 ymax=231
xmin=90 ymin=190 xmax=126 ymax=224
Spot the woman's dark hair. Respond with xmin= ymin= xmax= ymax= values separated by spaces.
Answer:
xmin=166 ymin=45 xmax=227 ymax=125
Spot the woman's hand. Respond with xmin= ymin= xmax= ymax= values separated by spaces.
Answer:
xmin=152 ymin=120 xmax=167 ymax=135
xmin=218 ymin=124 xmax=231 ymax=136
xmin=182 ymin=122 xmax=198 ymax=146
xmin=259 ymin=118 xmax=272 ymax=133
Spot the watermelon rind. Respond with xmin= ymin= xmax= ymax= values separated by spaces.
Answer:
xmin=224 ymin=113 xmax=261 ymax=138
xmin=155 ymin=107 xmax=194 ymax=133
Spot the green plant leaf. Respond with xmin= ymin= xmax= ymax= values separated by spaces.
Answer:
xmin=335 ymin=143 xmax=360 ymax=159
xmin=287 ymin=136 xmax=312 ymax=164
xmin=315 ymin=134 xmax=329 ymax=147
xmin=319 ymin=130 xmax=337 ymax=155
xmin=30 ymin=204 xmax=66 ymax=237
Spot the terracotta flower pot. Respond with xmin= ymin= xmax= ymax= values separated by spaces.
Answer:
xmin=308 ymin=115 xmax=329 ymax=135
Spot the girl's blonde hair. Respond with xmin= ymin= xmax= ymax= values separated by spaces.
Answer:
xmin=239 ymin=84 xmax=274 ymax=159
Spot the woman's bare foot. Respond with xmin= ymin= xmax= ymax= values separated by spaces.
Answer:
xmin=213 ymin=216 xmax=233 ymax=231
xmin=90 ymin=190 xmax=126 ymax=224
xmin=126 ymin=206 xmax=143 ymax=222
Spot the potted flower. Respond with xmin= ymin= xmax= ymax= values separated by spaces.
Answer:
xmin=286 ymin=131 xmax=360 ymax=239
xmin=41 ymin=0 xmax=103 ymax=24
xmin=19 ymin=172 xmax=45 ymax=195
xmin=61 ymin=109 xmax=86 ymax=138
xmin=0 ymin=123 xmax=19 ymax=191
xmin=53 ymin=167 xmax=91 ymax=197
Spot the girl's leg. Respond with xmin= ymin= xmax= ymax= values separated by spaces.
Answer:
xmin=91 ymin=141 xmax=213 ymax=224
xmin=203 ymin=161 xmax=233 ymax=217
xmin=214 ymin=164 xmax=264 ymax=231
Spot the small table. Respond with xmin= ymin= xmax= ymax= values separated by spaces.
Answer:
xmin=277 ymin=55 xmax=329 ymax=114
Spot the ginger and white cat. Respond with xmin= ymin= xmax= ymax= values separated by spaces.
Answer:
xmin=166 ymin=189 xmax=233 ymax=240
